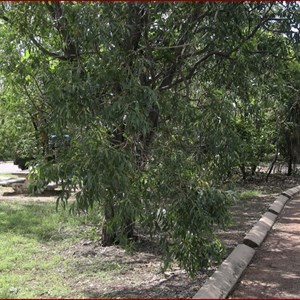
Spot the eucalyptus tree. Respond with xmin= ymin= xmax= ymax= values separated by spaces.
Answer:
xmin=0 ymin=83 xmax=35 ymax=160
xmin=273 ymin=59 xmax=300 ymax=176
xmin=193 ymin=4 xmax=300 ymax=180
xmin=0 ymin=1 xmax=298 ymax=275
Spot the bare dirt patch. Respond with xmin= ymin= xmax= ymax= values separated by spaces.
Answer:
xmin=63 ymin=239 xmax=210 ymax=298
xmin=1 ymin=174 xmax=300 ymax=298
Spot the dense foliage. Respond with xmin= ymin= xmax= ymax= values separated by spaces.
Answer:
xmin=0 ymin=2 xmax=299 ymax=275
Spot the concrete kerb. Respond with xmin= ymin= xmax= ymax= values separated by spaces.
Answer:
xmin=193 ymin=244 xmax=255 ymax=299
xmin=243 ymin=211 xmax=277 ymax=248
xmin=282 ymin=185 xmax=300 ymax=199
xmin=268 ymin=194 xmax=289 ymax=215
xmin=192 ymin=184 xmax=300 ymax=299
xmin=0 ymin=178 xmax=26 ymax=186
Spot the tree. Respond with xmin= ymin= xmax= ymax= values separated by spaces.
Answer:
xmin=0 ymin=81 xmax=36 ymax=161
xmin=275 ymin=60 xmax=300 ymax=176
xmin=0 ymin=2 xmax=299 ymax=275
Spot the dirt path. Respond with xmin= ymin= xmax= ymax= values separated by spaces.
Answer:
xmin=230 ymin=194 xmax=300 ymax=298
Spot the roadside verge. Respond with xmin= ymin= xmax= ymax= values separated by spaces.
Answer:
xmin=193 ymin=185 xmax=300 ymax=299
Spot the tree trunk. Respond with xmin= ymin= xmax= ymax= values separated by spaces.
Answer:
xmin=266 ymin=149 xmax=278 ymax=182
xmin=239 ymin=165 xmax=246 ymax=180
xmin=101 ymin=228 xmax=116 ymax=246
xmin=287 ymin=157 xmax=293 ymax=176
xmin=101 ymin=200 xmax=135 ymax=246
xmin=101 ymin=201 xmax=117 ymax=246
xmin=285 ymin=129 xmax=294 ymax=176
xmin=251 ymin=164 xmax=257 ymax=176
xmin=124 ymin=218 xmax=135 ymax=240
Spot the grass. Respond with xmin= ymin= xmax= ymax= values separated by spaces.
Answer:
xmin=238 ymin=189 xmax=261 ymax=200
xmin=0 ymin=202 xmax=83 ymax=241
xmin=0 ymin=175 xmax=291 ymax=298
xmin=0 ymin=200 xmax=108 ymax=298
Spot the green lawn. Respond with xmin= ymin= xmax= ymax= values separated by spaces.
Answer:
xmin=0 ymin=183 xmax=280 ymax=298
xmin=0 ymin=200 xmax=102 ymax=298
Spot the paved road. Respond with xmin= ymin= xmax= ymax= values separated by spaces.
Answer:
xmin=0 ymin=161 xmax=28 ymax=175
xmin=230 ymin=194 xmax=300 ymax=298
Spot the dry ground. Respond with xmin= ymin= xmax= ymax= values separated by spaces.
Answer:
xmin=1 ymin=173 xmax=299 ymax=298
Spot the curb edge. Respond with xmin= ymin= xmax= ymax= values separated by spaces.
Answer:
xmin=192 ymin=184 xmax=300 ymax=299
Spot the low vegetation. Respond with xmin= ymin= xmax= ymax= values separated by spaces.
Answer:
xmin=0 ymin=201 xmax=100 ymax=298
xmin=1 ymin=174 xmax=298 ymax=298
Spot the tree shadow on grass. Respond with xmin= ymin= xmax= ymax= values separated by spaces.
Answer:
xmin=0 ymin=201 xmax=71 ymax=242
xmin=2 ymin=190 xmax=63 ymax=197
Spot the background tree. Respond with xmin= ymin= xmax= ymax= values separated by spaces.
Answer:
xmin=0 ymin=82 xmax=36 ymax=160
xmin=273 ymin=60 xmax=300 ymax=176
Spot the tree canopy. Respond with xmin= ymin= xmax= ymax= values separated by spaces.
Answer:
xmin=0 ymin=2 xmax=300 ymax=275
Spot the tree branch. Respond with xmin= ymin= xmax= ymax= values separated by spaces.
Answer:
xmin=160 ymin=3 xmax=276 ymax=91
xmin=29 ymin=34 xmax=69 ymax=60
